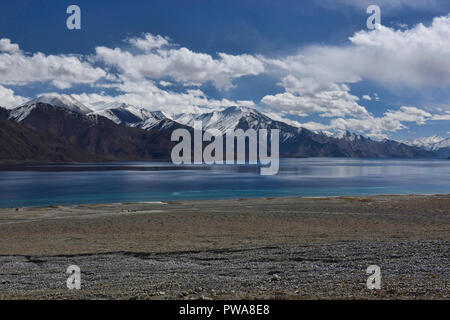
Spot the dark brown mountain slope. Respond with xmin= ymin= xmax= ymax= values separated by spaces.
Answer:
xmin=0 ymin=117 xmax=97 ymax=163
xmin=15 ymin=103 xmax=176 ymax=160
xmin=0 ymin=107 xmax=9 ymax=119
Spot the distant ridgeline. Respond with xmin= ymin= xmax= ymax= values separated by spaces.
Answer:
xmin=0 ymin=94 xmax=436 ymax=163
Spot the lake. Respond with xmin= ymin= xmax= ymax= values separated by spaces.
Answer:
xmin=0 ymin=158 xmax=449 ymax=208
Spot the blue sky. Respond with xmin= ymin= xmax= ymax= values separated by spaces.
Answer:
xmin=0 ymin=0 xmax=449 ymax=140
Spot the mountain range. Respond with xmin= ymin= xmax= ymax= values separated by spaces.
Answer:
xmin=1 ymin=95 xmax=184 ymax=162
xmin=0 ymin=111 xmax=94 ymax=163
xmin=171 ymin=107 xmax=433 ymax=158
xmin=400 ymin=135 xmax=450 ymax=158
xmin=0 ymin=94 xmax=436 ymax=163
xmin=94 ymin=102 xmax=185 ymax=131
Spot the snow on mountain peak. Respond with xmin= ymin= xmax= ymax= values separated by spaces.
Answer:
xmin=8 ymin=94 xmax=91 ymax=122
xmin=8 ymin=104 xmax=36 ymax=122
xmin=22 ymin=94 xmax=93 ymax=115
xmin=89 ymin=102 xmax=172 ymax=130
xmin=332 ymin=130 xmax=363 ymax=141
xmin=401 ymin=135 xmax=450 ymax=151
xmin=173 ymin=106 xmax=272 ymax=135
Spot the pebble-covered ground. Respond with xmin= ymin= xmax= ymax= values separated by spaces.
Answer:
xmin=0 ymin=195 xmax=448 ymax=299
xmin=0 ymin=240 xmax=448 ymax=299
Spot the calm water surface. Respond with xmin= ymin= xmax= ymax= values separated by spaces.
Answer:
xmin=0 ymin=158 xmax=449 ymax=208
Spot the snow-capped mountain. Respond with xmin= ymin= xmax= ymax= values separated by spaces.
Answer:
xmin=435 ymin=139 xmax=450 ymax=150
xmin=140 ymin=111 xmax=177 ymax=131
xmin=171 ymin=106 xmax=268 ymax=133
xmin=8 ymin=94 xmax=92 ymax=122
xmin=170 ymin=106 xmax=302 ymax=142
xmin=93 ymin=102 xmax=160 ymax=126
xmin=331 ymin=131 xmax=365 ymax=142
xmin=173 ymin=106 xmax=254 ymax=133
xmin=1 ymin=100 xmax=177 ymax=161
xmin=24 ymin=94 xmax=92 ymax=115
xmin=1 ymin=96 xmax=434 ymax=159
xmin=166 ymin=106 xmax=431 ymax=157
xmin=401 ymin=135 xmax=450 ymax=151
xmin=90 ymin=102 xmax=185 ymax=131
xmin=8 ymin=103 xmax=37 ymax=122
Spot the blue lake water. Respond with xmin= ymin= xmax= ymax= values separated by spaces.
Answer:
xmin=0 ymin=158 xmax=449 ymax=208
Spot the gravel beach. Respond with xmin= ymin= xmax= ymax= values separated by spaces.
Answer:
xmin=0 ymin=195 xmax=448 ymax=299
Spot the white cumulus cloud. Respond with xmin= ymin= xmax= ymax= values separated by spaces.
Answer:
xmin=126 ymin=33 xmax=170 ymax=51
xmin=261 ymin=75 xmax=370 ymax=118
xmin=72 ymin=78 xmax=254 ymax=114
xmin=264 ymin=15 xmax=450 ymax=89
xmin=317 ymin=106 xmax=436 ymax=138
xmin=95 ymin=34 xmax=265 ymax=90
xmin=0 ymin=39 xmax=106 ymax=89
xmin=0 ymin=39 xmax=20 ymax=53
xmin=0 ymin=85 xmax=28 ymax=108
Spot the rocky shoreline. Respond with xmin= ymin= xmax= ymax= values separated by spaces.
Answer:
xmin=0 ymin=240 xmax=448 ymax=299
xmin=0 ymin=195 xmax=448 ymax=299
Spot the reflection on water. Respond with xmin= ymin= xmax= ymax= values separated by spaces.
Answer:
xmin=0 ymin=158 xmax=448 ymax=207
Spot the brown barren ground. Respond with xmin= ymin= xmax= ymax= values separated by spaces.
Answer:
xmin=0 ymin=195 xmax=448 ymax=299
